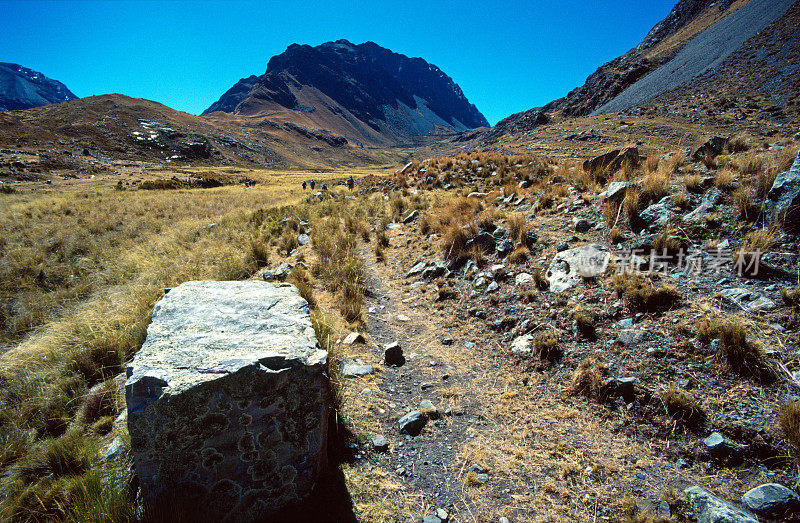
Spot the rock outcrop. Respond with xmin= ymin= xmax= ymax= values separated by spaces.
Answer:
xmin=0 ymin=62 xmax=77 ymax=111
xmin=766 ymin=150 xmax=800 ymax=233
xmin=126 ymin=281 xmax=329 ymax=520
xmin=546 ymin=244 xmax=610 ymax=292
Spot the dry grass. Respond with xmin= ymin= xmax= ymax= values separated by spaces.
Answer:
xmin=713 ymin=168 xmax=737 ymax=190
xmin=533 ymin=331 xmax=561 ymax=362
xmin=683 ymin=173 xmax=703 ymax=193
xmin=640 ymin=169 xmax=671 ymax=205
xmin=733 ymin=228 xmax=777 ymax=276
xmin=568 ymin=355 xmax=607 ymax=399
xmin=612 ymin=273 xmax=681 ymax=313
xmin=782 ymin=286 xmax=800 ymax=308
xmin=779 ymin=402 xmax=800 ymax=459
xmin=663 ymin=386 xmax=705 ymax=429
xmin=718 ymin=320 xmax=776 ymax=382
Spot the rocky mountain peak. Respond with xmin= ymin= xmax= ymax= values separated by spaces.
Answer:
xmin=0 ymin=62 xmax=77 ymax=111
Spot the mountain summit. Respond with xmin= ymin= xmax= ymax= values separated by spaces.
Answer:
xmin=0 ymin=62 xmax=77 ymax=111
xmin=203 ymin=40 xmax=488 ymax=144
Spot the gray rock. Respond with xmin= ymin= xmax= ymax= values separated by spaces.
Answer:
xmin=421 ymin=264 xmax=445 ymax=280
xmin=465 ymin=232 xmax=496 ymax=253
xmin=371 ymin=434 xmax=389 ymax=452
xmin=103 ymin=436 xmax=125 ymax=462
xmin=406 ymin=261 xmax=427 ymax=278
xmin=546 ymin=244 xmax=610 ymax=292
xmin=398 ymin=411 xmax=427 ymax=436
xmin=297 ymin=233 xmax=310 ymax=246
xmin=719 ymin=288 xmax=777 ymax=313
xmin=262 ymin=261 xmax=293 ymax=281
xmin=341 ymin=359 xmax=374 ymax=377
xmin=510 ymin=334 xmax=534 ymax=356
xmin=486 ymin=281 xmax=499 ymax=293
xmin=126 ymin=281 xmax=329 ymax=519
xmin=703 ymin=432 xmax=744 ymax=464
xmin=604 ymin=377 xmax=638 ymax=403
xmin=573 ymin=218 xmax=594 ymax=233
xmin=742 ymin=483 xmax=800 ymax=517
xmin=684 ymin=188 xmax=724 ymax=223
xmin=384 ymin=342 xmax=406 ymax=367
xmin=692 ymin=136 xmax=729 ymax=161
xmin=342 ymin=332 xmax=365 ymax=345
xmin=685 ymin=486 xmax=757 ymax=523
xmin=497 ymin=239 xmax=514 ymax=257
xmin=583 ymin=147 xmax=639 ymax=174
xmin=639 ymin=196 xmax=676 ymax=229
xmin=766 ymin=150 xmax=800 ymax=232
xmin=422 ymin=516 xmax=442 ymax=523
xmin=605 ymin=181 xmax=632 ymax=203
xmin=403 ymin=210 xmax=420 ymax=224
xmin=515 ymin=272 xmax=533 ymax=285
xmin=618 ymin=329 xmax=652 ymax=347
xmin=419 ymin=399 xmax=439 ymax=419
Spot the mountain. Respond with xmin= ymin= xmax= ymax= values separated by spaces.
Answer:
xmin=0 ymin=94 xmax=399 ymax=172
xmin=203 ymin=40 xmax=488 ymax=145
xmin=488 ymin=0 xmax=797 ymax=138
xmin=0 ymin=62 xmax=77 ymax=111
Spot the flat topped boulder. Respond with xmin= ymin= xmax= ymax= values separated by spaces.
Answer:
xmin=126 ymin=281 xmax=330 ymax=521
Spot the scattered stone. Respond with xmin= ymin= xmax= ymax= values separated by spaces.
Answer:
xmin=103 ymin=436 xmax=125 ymax=462
xmin=486 ymin=281 xmax=499 ymax=293
xmin=515 ymin=272 xmax=533 ymax=285
xmin=546 ymin=244 xmax=610 ymax=292
xmin=692 ymin=136 xmax=729 ymax=161
xmin=341 ymin=358 xmax=375 ymax=377
xmin=497 ymin=239 xmax=514 ymax=257
xmin=618 ymin=329 xmax=652 ymax=347
xmin=436 ymin=508 xmax=449 ymax=520
xmin=465 ymin=231 xmax=496 ymax=253
xmin=741 ymin=483 xmax=800 ymax=518
xmin=406 ymin=261 xmax=427 ymax=278
xmin=342 ymin=332 xmax=365 ymax=345
xmin=297 ymin=233 xmax=310 ymax=246
xmin=685 ymin=486 xmax=757 ymax=523
xmin=371 ymin=435 xmax=389 ymax=452
xmin=126 ymin=281 xmax=329 ymax=518
xmin=403 ymin=210 xmax=420 ymax=223
xmin=573 ymin=218 xmax=594 ymax=233
xmin=604 ymin=377 xmax=638 ymax=403
xmin=605 ymin=181 xmax=633 ymax=203
xmin=639 ymin=196 xmax=676 ymax=229
xmin=684 ymin=188 xmax=725 ymax=223
xmin=703 ymin=432 xmax=744 ymax=464
xmin=398 ymin=411 xmax=427 ymax=436
xmin=719 ymin=288 xmax=777 ymax=313
xmin=510 ymin=334 xmax=534 ymax=356
xmin=766 ymin=150 xmax=800 ymax=232
xmin=384 ymin=342 xmax=406 ymax=367
xmin=262 ymin=261 xmax=293 ymax=281
xmin=396 ymin=314 xmax=411 ymax=322
xmin=441 ymin=337 xmax=453 ymax=346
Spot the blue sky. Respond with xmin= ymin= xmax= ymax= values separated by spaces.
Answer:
xmin=1 ymin=0 xmax=676 ymax=124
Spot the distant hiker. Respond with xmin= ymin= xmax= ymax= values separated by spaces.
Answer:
xmin=302 ymin=181 xmax=307 ymax=190
xmin=347 ymin=176 xmax=354 ymax=191
xmin=321 ymin=184 xmax=328 ymax=191
xmin=310 ymin=180 xmax=316 ymax=190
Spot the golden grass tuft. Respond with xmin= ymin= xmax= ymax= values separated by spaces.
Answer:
xmin=663 ymin=386 xmax=705 ymax=429
xmin=779 ymin=402 xmax=800 ymax=459
xmin=718 ymin=320 xmax=776 ymax=382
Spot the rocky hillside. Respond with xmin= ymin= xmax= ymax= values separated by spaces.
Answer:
xmin=0 ymin=62 xmax=77 ymax=111
xmin=203 ymin=40 xmax=488 ymax=145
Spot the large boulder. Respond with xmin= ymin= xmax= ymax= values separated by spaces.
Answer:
xmin=583 ymin=147 xmax=640 ymax=176
xmin=126 ymin=281 xmax=330 ymax=520
xmin=742 ymin=483 xmax=800 ymax=518
xmin=766 ymin=150 xmax=800 ymax=233
xmin=685 ymin=486 xmax=757 ymax=523
xmin=639 ymin=196 xmax=676 ymax=230
xmin=546 ymin=244 xmax=610 ymax=292
xmin=692 ymin=136 xmax=729 ymax=161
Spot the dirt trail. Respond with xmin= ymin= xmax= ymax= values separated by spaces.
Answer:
xmin=360 ymin=251 xmax=499 ymax=522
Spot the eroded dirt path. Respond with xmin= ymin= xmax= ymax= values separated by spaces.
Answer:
xmin=359 ymin=249 xmax=495 ymax=521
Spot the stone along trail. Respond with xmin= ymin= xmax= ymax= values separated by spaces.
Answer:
xmin=356 ymin=250 xmax=511 ymax=522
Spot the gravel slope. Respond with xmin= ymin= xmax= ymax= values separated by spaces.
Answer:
xmin=593 ymin=0 xmax=796 ymax=115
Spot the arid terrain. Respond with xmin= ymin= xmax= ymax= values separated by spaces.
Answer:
xmin=1 ymin=0 xmax=800 ymax=522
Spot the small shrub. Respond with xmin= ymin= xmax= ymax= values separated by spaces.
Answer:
xmin=782 ymin=286 xmax=800 ymax=308
xmin=727 ymin=135 xmax=750 ymax=153
xmin=534 ymin=331 xmax=561 ymax=362
xmin=719 ymin=320 xmax=776 ymax=382
xmin=663 ymin=386 xmax=706 ymax=429
xmin=573 ymin=311 xmax=596 ymax=341
xmin=614 ymin=273 xmax=681 ymax=313
xmin=507 ymin=246 xmax=529 ymax=264
xmin=696 ymin=316 xmax=722 ymax=345
xmin=779 ymin=402 xmax=800 ymax=458
xmin=714 ymin=168 xmax=737 ymax=190
xmin=507 ymin=213 xmax=526 ymax=244
xmin=277 ymin=230 xmax=299 ymax=255
xmin=683 ymin=173 xmax=703 ymax=193
xmin=568 ymin=355 xmax=607 ymax=399
xmin=641 ymin=170 xmax=670 ymax=206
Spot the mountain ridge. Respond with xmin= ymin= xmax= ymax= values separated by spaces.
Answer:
xmin=203 ymin=39 xmax=488 ymax=144
xmin=0 ymin=62 xmax=77 ymax=111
